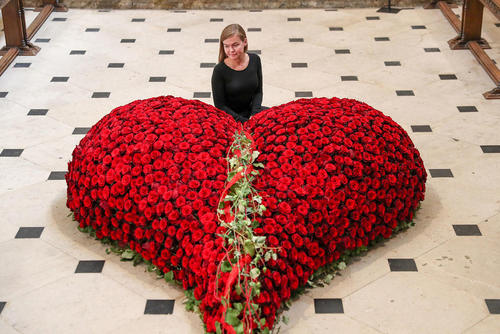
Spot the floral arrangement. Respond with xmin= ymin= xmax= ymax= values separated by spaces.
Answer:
xmin=66 ymin=96 xmax=426 ymax=333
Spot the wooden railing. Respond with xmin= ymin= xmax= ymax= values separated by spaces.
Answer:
xmin=429 ymin=0 xmax=500 ymax=99
xmin=0 ymin=0 xmax=66 ymax=76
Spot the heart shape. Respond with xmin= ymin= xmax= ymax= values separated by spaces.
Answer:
xmin=66 ymin=96 xmax=426 ymax=333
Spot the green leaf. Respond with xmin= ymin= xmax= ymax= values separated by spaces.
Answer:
xmin=337 ymin=261 xmax=347 ymax=270
xmin=233 ymin=302 xmax=243 ymax=313
xmin=252 ymin=236 xmax=266 ymax=244
xmin=243 ymin=240 xmax=255 ymax=257
xmin=282 ymin=315 xmax=289 ymax=325
xmin=133 ymin=253 xmax=143 ymax=266
xmin=233 ymin=322 xmax=244 ymax=334
xmin=215 ymin=321 xmax=222 ymax=334
xmin=121 ymin=249 xmax=135 ymax=260
xmin=250 ymin=267 xmax=260 ymax=279
xmin=225 ymin=307 xmax=241 ymax=326
xmin=164 ymin=270 xmax=174 ymax=283
xmin=221 ymin=261 xmax=232 ymax=273
xmin=251 ymin=151 xmax=260 ymax=161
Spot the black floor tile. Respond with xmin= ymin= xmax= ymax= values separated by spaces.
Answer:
xmin=167 ymin=28 xmax=181 ymax=32
xmin=205 ymin=38 xmax=219 ymax=43
xmin=366 ymin=16 xmax=380 ymax=20
xmin=411 ymin=25 xmax=426 ymax=29
xmin=70 ymin=50 xmax=86 ymax=55
xmin=52 ymin=17 xmax=67 ymax=21
xmin=0 ymin=92 xmax=7 ymax=98
xmin=411 ymin=125 xmax=432 ymax=132
xmin=452 ymin=224 xmax=482 ymax=236
xmin=51 ymin=76 xmax=69 ymax=82
xmin=388 ymin=258 xmax=418 ymax=272
xmin=120 ymin=39 xmax=135 ymax=43
xmin=295 ymin=91 xmax=313 ymax=97
xmin=375 ymin=37 xmax=390 ymax=41
xmin=248 ymin=28 xmax=262 ymax=32
xmin=200 ymin=63 xmax=215 ymax=68
xmin=15 ymin=227 xmax=44 ymax=239
xmin=132 ymin=18 xmax=145 ymax=22
xmin=108 ymin=63 xmax=124 ymax=68
xmin=92 ymin=92 xmax=110 ymax=98
xmin=429 ymin=169 xmax=454 ymax=178
xmin=248 ymin=50 xmax=261 ymax=55
xmin=485 ymin=299 xmax=500 ymax=314
xmin=288 ymin=17 xmax=301 ymax=21
xmin=439 ymin=74 xmax=457 ymax=80
xmin=144 ymin=299 xmax=175 ymax=314
xmin=48 ymin=171 xmax=67 ymax=180
xmin=28 ymin=109 xmax=48 ymax=116
xmin=159 ymin=50 xmax=174 ymax=55
xmin=314 ymin=299 xmax=344 ymax=313
xmin=210 ymin=18 xmax=223 ymax=22
xmin=496 ymin=23 xmax=500 ymax=27
xmin=35 ymin=38 xmax=50 ymax=42
xmin=14 ymin=63 xmax=31 ymax=68
xmin=0 ymin=302 xmax=5 ymax=314
xmin=457 ymin=105 xmax=477 ymax=112
xmin=335 ymin=49 xmax=350 ymax=54
xmin=289 ymin=38 xmax=304 ymax=42
xmin=396 ymin=90 xmax=414 ymax=96
xmin=329 ymin=27 xmax=343 ymax=31
xmin=193 ymin=92 xmax=211 ymax=98
xmin=480 ymin=145 xmax=500 ymax=153
xmin=73 ymin=127 xmax=91 ymax=135
xmin=0 ymin=149 xmax=24 ymax=157
xmin=149 ymin=76 xmax=166 ymax=82
xmin=86 ymin=28 xmax=100 ymax=32
xmin=291 ymin=63 xmax=307 ymax=68
xmin=385 ymin=61 xmax=401 ymax=66
xmin=341 ymin=76 xmax=358 ymax=81
xmin=424 ymin=47 xmax=440 ymax=52
xmin=75 ymin=260 xmax=105 ymax=273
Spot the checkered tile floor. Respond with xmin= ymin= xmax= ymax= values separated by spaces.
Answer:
xmin=0 ymin=6 xmax=499 ymax=334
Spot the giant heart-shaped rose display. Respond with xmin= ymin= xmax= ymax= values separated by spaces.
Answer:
xmin=66 ymin=96 xmax=426 ymax=333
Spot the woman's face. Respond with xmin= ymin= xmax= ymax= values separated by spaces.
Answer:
xmin=223 ymin=34 xmax=247 ymax=60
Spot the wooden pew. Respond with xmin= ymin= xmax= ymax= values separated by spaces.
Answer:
xmin=430 ymin=0 xmax=500 ymax=99
xmin=0 ymin=0 xmax=66 ymax=76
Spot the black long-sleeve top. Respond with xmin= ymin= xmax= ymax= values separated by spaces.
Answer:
xmin=211 ymin=53 xmax=263 ymax=122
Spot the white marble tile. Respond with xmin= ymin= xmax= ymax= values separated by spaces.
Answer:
xmin=0 ymin=239 xmax=76 ymax=300
xmin=2 ymin=275 xmax=146 ymax=334
xmin=344 ymin=271 xmax=489 ymax=334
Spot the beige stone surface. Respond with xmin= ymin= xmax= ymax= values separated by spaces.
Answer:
xmin=0 ymin=5 xmax=498 ymax=334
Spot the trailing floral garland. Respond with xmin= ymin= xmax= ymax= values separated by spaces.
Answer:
xmin=66 ymin=96 xmax=426 ymax=334
xmin=214 ymin=129 xmax=278 ymax=334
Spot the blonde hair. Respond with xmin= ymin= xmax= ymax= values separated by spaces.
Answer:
xmin=218 ymin=24 xmax=248 ymax=63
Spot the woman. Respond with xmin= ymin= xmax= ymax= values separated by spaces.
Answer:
xmin=211 ymin=24 xmax=264 ymax=123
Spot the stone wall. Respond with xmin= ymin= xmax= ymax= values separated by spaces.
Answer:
xmin=22 ymin=0 xmax=459 ymax=10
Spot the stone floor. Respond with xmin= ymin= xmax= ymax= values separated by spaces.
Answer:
xmin=0 ymin=6 xmax=499 ymax=334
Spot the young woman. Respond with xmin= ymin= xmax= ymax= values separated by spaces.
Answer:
xmin=211 ymin=24 xmax=264 ymax=123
